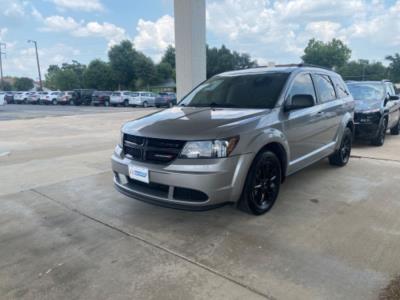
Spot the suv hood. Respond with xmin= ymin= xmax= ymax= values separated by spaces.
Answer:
xmin=122 ymin=106 xmax=268 ymax=140
xmin=355 ymin=99 xmax=382 ymax=112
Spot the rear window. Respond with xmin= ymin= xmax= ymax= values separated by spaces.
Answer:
xmin=180 ymin=72 xmax=289 ymax=108
xmin=313 ymin=74 xmax=336 ymax=103
xmin=331 ymin=76 xmax=349 ymax=98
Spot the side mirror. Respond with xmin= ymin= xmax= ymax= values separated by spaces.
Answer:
xmin=285 ymin=94 xmax=315 ymax=111
xmin=389 ymin=95 xmax=400 ymax=101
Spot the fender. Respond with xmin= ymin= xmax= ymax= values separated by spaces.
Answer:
xmin=335 ymin=112 xmax=354 ymax=150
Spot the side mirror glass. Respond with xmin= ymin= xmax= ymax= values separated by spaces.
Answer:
xmin=285 ymin=94 xmax=315 ymax=111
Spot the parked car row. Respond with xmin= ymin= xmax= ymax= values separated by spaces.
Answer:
xmin=1 ymin=90 xmax=177 ymax=108
xmin=111 ymin=64 xmax=400 ymax=215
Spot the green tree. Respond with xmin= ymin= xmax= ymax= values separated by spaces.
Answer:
xmin=156 ymin=62 xmax=173 ymax=81
xmin=160 ymin=45 xmax=175 ymax=69
xmin=1 ymin=81 xmax=12 ymax=91
xmin=386 ymin=53 xmax=400 ymax=83
xmin=302 ymin=38 xmax=351 ymax=69
xmin=45 ymin=62 xmax=86 ymax=90
xmin=134 ymin=53 xmax=157 ymax=88
xmin=13 ymin=77 xmax=34 ymax=91
xmin=84 ymin=59 xmax=116 ymax=90
xmin=337 ymin=60 xmax=388 ymax=81
xmin=108 ymin=40 xmax=137 ymax=88
xmin=206 ymin=45 xmax=257 ymax=78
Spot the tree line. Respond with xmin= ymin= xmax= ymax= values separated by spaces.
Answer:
xmin=2 ymin=38 xmax=400 ymax=92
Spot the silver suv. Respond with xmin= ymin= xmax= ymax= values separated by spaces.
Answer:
xmin=112 ymin=65 xmax=355 ymax=215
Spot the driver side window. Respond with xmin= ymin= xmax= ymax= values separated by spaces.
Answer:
xmin=289 ymin=73 xmax=316 ymax=103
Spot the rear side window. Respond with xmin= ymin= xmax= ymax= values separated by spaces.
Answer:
xmin=288 ymin=73 xmax=316 ymax=101
xmin=112 ymin=92 xmax=121 ymax=96
xmin=131 ymin=93 xmax=139 ymax=97
xmin=314 ymin=74 xmax=336 ymax=103
xmin=331 ymin=76 xmax=349 ymax=98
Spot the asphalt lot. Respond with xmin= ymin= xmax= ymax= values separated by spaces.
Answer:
xmin=1 ymin=104 xmax=400 ymax=300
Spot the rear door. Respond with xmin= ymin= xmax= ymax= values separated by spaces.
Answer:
xmin=312 ymin=73 xmax=343 ymax=145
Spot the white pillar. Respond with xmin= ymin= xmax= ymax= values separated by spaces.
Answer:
xmin=174 ymin=0 xmax=206 ymax=100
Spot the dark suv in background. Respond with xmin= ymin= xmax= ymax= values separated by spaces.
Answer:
xmin=112 ymin=64 xmax=355 ymax=215
xmin=72 ymin=89 xmax=96 ymax=105
xmin=347 ymin=81 xmax=400 ymax=146
xmin=91 ymin=91 xmax=112 ymax=106
xmin=155 ymin=92 xmax=177 ymax=108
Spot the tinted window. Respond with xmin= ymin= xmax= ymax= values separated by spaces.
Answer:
xmin=331 ymin=76 xmax=349 ymax=98
xmin=180 ymin=72 xmax=289 ymax=109
xmin=112 ymin=92 xmax=121 ymax=96
xmin=288 ymin=73 xmax=316 ymax=101
xmin=314 ymin=74 xmax=336 ymax=102
xmin=123 ymin=92 xmax=130 ymax=95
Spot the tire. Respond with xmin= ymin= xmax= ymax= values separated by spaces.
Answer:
xmin=329 ymin=127 xmax=352 ymax=166
xmin=143 ymin=101 xmax=148 ymax=108
xmin=371 ymin=119 xmax=387 ymax=146
xmin=390 ymin=119 xmax=400 ymax=135
xmin=238 ymin=151 xmax=281 ymax=215
xmin=168 ymin=102 xmax=173 ymax=108
xmin=156 ymin=105 xmax=160 ymax=108
xmin=123 ymin=100 xmax=129 ymax=107
xmin=104 ymin=101 xmax=110 ymax=107
xmin=52 ymin=99 xmax=57 ymax=105
xmin=69 ymin=99 xmax=74 ymax=105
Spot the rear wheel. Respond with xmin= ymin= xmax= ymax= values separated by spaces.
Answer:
xmin=390 ymin=119 xmax=400 ymax=135
xmin=52 ymin=99 xmax=57 ymax=105
xmin=168 ymin=102 xmax=173 ymax=108
xmin=69 ymin=99 xmax=74 ymax=105
xmin=239 ymin=151 xmax=281 ymax=215
xmin=124 ymin=100 xmax=129 ymax=107
xmin=371 ymin=119 xmax=387 ymax=146
xmin=329 ymin=127 xmax=352 ymax=166
xmin=143 ymin=101 xmax=148 ymax=108
xmin=104 ymin=100 xmax=110 ymax=107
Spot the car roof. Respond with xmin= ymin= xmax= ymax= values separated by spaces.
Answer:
xmin=347 ymin=81 xmax=385 ymax=85
xmin=218 ymin=64 xmax=337 ymax=77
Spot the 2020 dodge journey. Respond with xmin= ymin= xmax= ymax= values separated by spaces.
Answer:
xmin=112 ymin=65 xmax=355 ymax=215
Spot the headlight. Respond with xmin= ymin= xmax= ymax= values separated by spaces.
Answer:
xmin=179 ymin=136 xmax=239 ymax=159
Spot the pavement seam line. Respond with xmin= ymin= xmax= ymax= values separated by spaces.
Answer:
xmin=350 ymin=155 xmax=400 ymax=164
xmin=31 ymin=188 xmax=275 ymax=300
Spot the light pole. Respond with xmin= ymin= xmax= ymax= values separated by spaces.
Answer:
xmin=0 ymin=42 xmax=5 ymax=91
xmin=28 ymin=40 xmax=42 ymax=91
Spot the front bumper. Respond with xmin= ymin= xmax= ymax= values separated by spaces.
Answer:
xmin=111 ymin=145 xmax=254 ymax=210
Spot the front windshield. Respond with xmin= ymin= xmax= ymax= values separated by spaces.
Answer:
xmin=347 ymin=83 xmax=384 ymax=101
xmin=179 ymin=72 xmax=289 ymax=109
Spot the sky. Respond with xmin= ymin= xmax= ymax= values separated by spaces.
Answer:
xmin=0 ymin=0 xmax=399 ymax=80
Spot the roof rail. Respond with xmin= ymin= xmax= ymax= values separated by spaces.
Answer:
xmin=275 ymin=63 xmax=333 ymax=70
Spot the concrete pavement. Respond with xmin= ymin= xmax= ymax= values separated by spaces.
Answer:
xmin=1 ymin=105 xmax=400 ymax=300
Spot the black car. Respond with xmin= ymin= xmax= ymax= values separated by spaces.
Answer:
xmin=347 ymin=81 xmax=400 ymax=146
xmin=72 ymin=89 xmax=96 ymax=105
xmin=91 ymin=91 xmax=112 ymax=106
xmin=4 ymin=92 xmax=14 ymax=104
xmin=155 ymin=92 xmax=177 ymax=108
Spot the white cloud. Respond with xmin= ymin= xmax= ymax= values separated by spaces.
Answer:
xmin=51 ymin=0 xmax=104 ymax=12
xmin=3 ymin=43 xmax=81 ymax=79
xmin=133 ymin=15 xmax=174 ymax=62
xmin=39 ymin=15 xmax=128 ymax=48
xmin=0 ymin=28 xmax=8 ymax=41
xmin=206 ymin=0 xmax=400 ymax=64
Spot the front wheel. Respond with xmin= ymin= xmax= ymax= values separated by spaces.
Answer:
xmin=390 ymin=119 xmax=400 ymax=135
xmin=143 ymin=101 xmax=148 ymax=108
xmin=329 ymin=127 xmax=352 ymax=166
xmin=124 ymin=100 xmax=129 ymax=107
xmin=239 ymin=151 xmax=281 ymax=215
xmin=371 ymin=119 xmax=387 ymax=146
xmin=52 ymin=99 xmax=58 ymax=105
xmin=104 ymin=101 xmax=110 ymax=107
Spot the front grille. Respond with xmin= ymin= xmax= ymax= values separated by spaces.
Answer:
xmin=123 ymin=134 xmax=185 ymax=164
